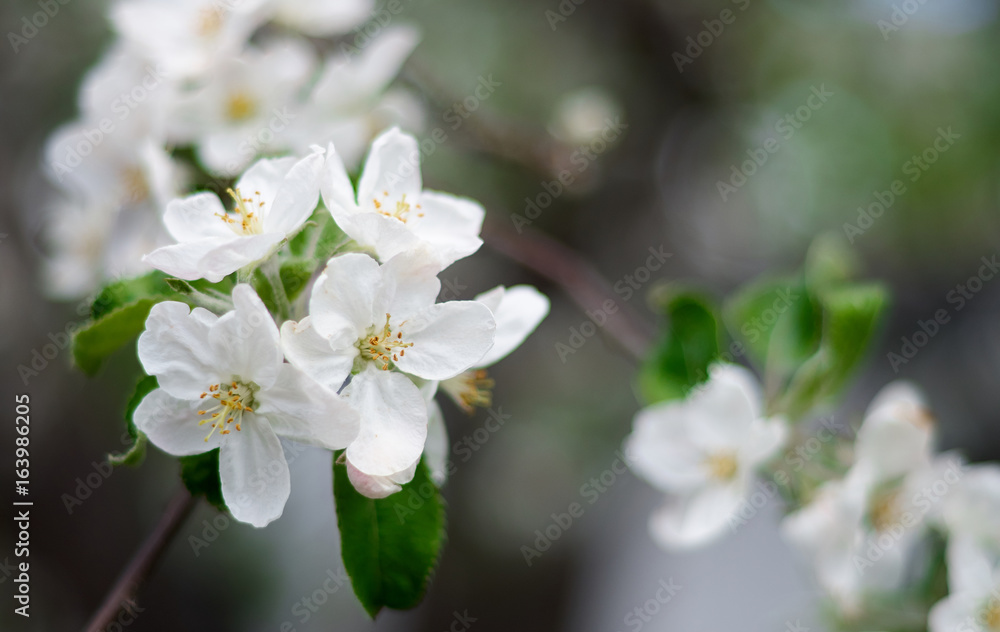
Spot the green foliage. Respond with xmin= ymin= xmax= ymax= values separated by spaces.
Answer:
xmin=90 ymin=271 xmax=172 ymax=320
xmin=638 ymin=289 xmax=722 ymax=404
xmin=108 ymin=374 xmax=156 ymax=467
xmin=333 ymin=457 xmax=446 ymax=618
xmin=253 ymin=260 xmax=316 ymax=312
xmin=72 ymin=298 xmax=162 ymax=376
xmin=180 ymin=450 xmax=227 ymax=512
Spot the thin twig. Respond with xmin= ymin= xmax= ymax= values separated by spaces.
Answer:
xmin=85 ymin=488 xmax=198 ymax=632
xmin=482 ymin=216 xmax=655 ymax=363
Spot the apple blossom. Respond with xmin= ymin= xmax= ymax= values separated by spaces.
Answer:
xmin=321 ymin=127 xmax=485 ymax=269
xmin=144 ymin=148 xmax=324 ymax=282
xmin=134 ymin=284 xmax=359 ymax=526
xmin=624 ymin=363 xmax=788 ymax=550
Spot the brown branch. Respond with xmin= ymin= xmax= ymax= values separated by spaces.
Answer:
xmin=85 ymin=488 xmax=198 ymax=632
xmin=482 ymin=216 xmax=654 ymax=363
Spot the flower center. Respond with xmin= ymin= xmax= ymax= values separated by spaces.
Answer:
xmin=980 ymin=596 xmax=1000 ymax=631
xmin=197 ymin=380 xmax=258 ymax=442
xmin=121 ymin=165 xmax=149 ymax=203
xmin=705 ymin=452 xmax=739 ymax=481
xmin=441 ymin=370 xmax=495 ymax=414
xmin=216 ymin=188 xmax=265 ymax=235
xmin=372 ymin=192 xmax=424 ymax=224
xmin=197 ymin=6 xmax=225 ymax=37
xmin=225 ymin=92 xmax=257 ymax=122
xmin=358 ymin=313 xmax=414 ymax=371
xmin=868 ymin=488 xmax=902 ymax=533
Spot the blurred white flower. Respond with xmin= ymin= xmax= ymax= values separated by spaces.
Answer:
xmin=548 ymin=86 xmax=623 ymax=146
xmin=624 ymin=363 xmax=788 ymax=550
xmin=170 ymin=39 xmax=317 ymax=176
xmin=929 ymin=539 xmax=1000 ymax=632
xmin=322 ymin=128 xmax=485 ymax=269
xmin=782 ymin=382 xmax=963 ymax=616
xmin=266 ymin=0 xmax=373 ymax=36
xmin=134 ymin=285 xmax=359 ymax=527
xmin=440 ymin=285 xmax=550 ymax=413
xmin=144 ymin=148 xmax=324 ymax=282
xmin=280 ymin=251 xmax=495 ymax=496
xmin=290 ymin=26 xmax=423 ymax=167
xmin=112 ymin=0 xmax=269 ymax=79
xmin=942 ymin=463 xmax=1000 ymax=553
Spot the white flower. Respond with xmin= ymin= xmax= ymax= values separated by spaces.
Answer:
xmin=134 ymin=285 xmax=359 ymax=527
xmin=781 ymin=381 xmax=961 ymax=616
xmin=170 ymin=39 xmax=316 ymax=176
xmin=144 ymin=149 xmax=324 ymax=282
xmin=289 ymin=26 xmax=423 ymax=167
xmin=266 ymin=0 xmax=372 ymax=36
xmin=321 ymin=127 xmax=484 ymax=269
xmin=440 ymin=285 xmax=550 ymax=413
xmin=624 ymin=363 xmax=788 ymax=550
xmin=112 ymin=0 xmax=269 ymax=79
xmin=280 ymin=251 xmax=495 ymax=496
xmin=929 ymin=540 xmax=1000 ymax=632
xmin=942 ymin=463 xmax=1000 ymax=553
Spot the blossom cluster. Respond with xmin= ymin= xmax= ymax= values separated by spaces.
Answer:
xmin=626 ymin=362 xmax=1000 ymax=631
xmin=42 ymin=0 xmax=422 ymax=298
xmin=134 ymin=128 xmax=549 ymax=526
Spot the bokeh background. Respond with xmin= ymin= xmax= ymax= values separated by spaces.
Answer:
xmin=3 ymin=0 xmax=1000 ymax=630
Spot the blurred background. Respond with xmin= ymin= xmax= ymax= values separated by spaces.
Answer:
xmin=3 ymin=0 xmax=1000 ymax=630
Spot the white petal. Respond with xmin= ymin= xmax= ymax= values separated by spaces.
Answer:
xmin=357 ymin=128 xmax=422 ymax=205
xmin=133 ymin=388 xmax=217 ymax=456
xmin=219 ymin=418 xmax=290 ymax=528
xmin=346 ymin=458 xmax=418 ymax=499
xmin=197 ymin=232 xmax=286 ymax=282
xmin=344 ymin=367 xmax=428 ymax=476
xmin=321 ymin=141 xmax=359 ymax=215
xmin=648 ymin=482 xmax=746 ymax=550
xmin=377 ymin=249 xmax=443 ymax=319
xmin=393 ymin=301 xmax=496 ymax=380
xmin=624 ymin=400 xmax=709 ymax=493
xmin=143 ymin=237 xmax=237 ymax=281
xmin=685 ymin=363 xmax=763 ymax=450
xmin=424 ymin=400 xmax=449 ymax=486
xmin=262 ymin=149 xmax=325 ymax=236
xmin=259 ymin=364 xmax=360 ymax=450
xmin=208 ymin=285 xmax=281 ymax=388
xmin=137 ymin=302 xmax=219 ymax=399
xmin=236 ymin=156 xmax=298 ymax=213
xmin=310 ymin=253 xmax=383 ymax=340
xmin=409 ymin=191 xmax=485 ymax=267
xmin=332 ymin=211 xmax=422 ymax=262
xmin=928 ymin=595 xmax=976 ymax=632
xmin=163 ymin=193 xmax=233 ymax=242
xmin=279 ymin=317 xmax=356 ymax=391
xmin=475 ymin=285 xmax=550 ymax=367
xmin=738 ymin=417 xmax=788 ymax=468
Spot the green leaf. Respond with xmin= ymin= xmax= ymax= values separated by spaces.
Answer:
xmin=723 ymin=276 xmax=822 ymax=378
xmin=72 ymin=298 xmax=161 ymax=376
xmin=334 ymin=457 xmax=445 ymax=618
xmin=253 ymin=260 xmax=316 ymax=312
xmin=109 ymin=374 xmax=157 ymax=467
xmin=804 ymin=232 xmax=861 ymax=292
xmin=781 ymin=283 xmax=888 ymax=418
xmin=90 ymin=271 xmax=172 ymax=320
xmin=180 ymin=450 xmax=227 ymax=512
xmin=638 ymin=290 xmax=722 ymax=404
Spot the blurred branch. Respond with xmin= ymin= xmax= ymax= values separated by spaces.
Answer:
xmin=85 ymin=487 xmax=197 ymax=632
xmin=482 ymin=216 xmax=654 ymax=363
xmin=402 ymin=60 xmax=574 ymax=178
